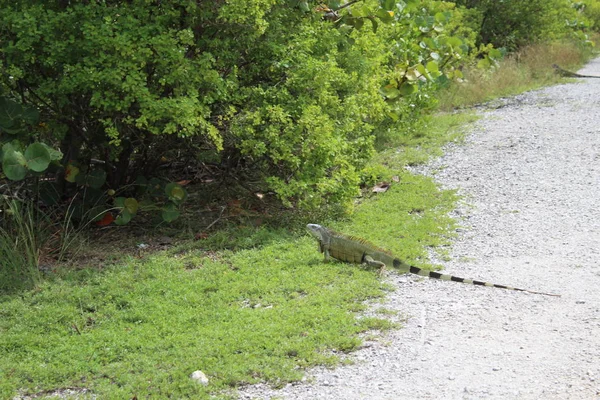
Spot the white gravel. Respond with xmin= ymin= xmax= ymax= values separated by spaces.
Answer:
xmin=239 ymin=58 xmax=600 ymax=400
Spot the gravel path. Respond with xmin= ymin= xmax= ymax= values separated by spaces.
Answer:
xmin=239 ymin=58 xmax=600 ymax=400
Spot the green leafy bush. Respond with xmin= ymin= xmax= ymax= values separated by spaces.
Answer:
xmin=454 ymin=0 xmax=588 ymax=50
xmin=0 ymin=0 xmax=475 ymax=214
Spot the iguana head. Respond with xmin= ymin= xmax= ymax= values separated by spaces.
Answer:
xmin=306 ymin=223 xmax=327 ymax=242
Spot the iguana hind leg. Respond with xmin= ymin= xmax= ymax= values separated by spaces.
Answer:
xmin=364 ymin=255 xmax=386 ymax=275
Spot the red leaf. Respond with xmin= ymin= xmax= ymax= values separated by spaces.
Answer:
xmin=96 ymin=212 xmax=115 ymax=226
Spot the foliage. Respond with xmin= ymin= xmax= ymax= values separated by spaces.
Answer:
xmin=581 ymin=0 xmax=600 ymax=31
xmin=454 ymin=0 xmax=588 ymax=50
xmin=0 ymin=0 xmax=477 ymax=215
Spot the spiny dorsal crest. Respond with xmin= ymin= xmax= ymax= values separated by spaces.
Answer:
xmin=326 ymin=227 xmax=394 ymax=256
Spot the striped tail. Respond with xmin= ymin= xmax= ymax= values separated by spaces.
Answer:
xmin=395 ymin=261 xmax=560 ymax=297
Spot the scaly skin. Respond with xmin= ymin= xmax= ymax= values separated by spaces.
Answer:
xmin=307 ymin=224 xmax=560 ymax=297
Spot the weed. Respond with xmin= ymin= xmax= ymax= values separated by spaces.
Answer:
xmin=0 ymin=200 xmax=45 ymax=291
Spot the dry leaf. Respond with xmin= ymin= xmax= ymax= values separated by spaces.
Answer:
xmin=195 ymin=232 xmax=209 ymax=240
xmin=372 ymin=182 xmax=390 ymax=193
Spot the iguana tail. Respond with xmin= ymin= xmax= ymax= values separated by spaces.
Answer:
xmin=393 ymin=259 xmax=560 ymax=297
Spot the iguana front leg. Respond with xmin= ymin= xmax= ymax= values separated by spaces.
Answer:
xmin=320 ymin=243 xmax=331 ymax=262
xmin=364 ymin=255 xmax=386 ymax=275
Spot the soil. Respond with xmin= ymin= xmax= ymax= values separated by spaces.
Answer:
xmin=239 ymin=58 xmax=600 ymax=399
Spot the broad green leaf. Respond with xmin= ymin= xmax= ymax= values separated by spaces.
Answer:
xmin=162 ymin=203 xmax=180 ymax=222
xmin=165 ymin=182 xmax=187 ymax=202
xmin=398 ymin=82 xmax=417 ymax=96
xmin=435 ymin=12 xmax=451 ymax=23
xmin=436 ymin=74 xmax=450 ymax=85
xmin=24 ymin=143 xmax=51 ymax=172
xmin=488 ymin=48 xmax=504 ymax=60
xmin=86 ymin=169 xmax=107 ymax=189
xmin=426 ymin=61 xmax=439 ymax=73
xmin=380 ymin=85 xmax=401 ymax=99
xmin=298 ymin=1 xmax=309 ymax=12
xmin=2 ymin=148 xmax=28 ymax=180
xmin=446 ymin=37 xmax=463 ymax=48
xmin=124 ymin=197 xmax=139 ymax=214
xmin=376 ymin=9 xmax=394 ymax=23
xmin=0 ymin=97 xmax=23 ymax=130
xmin=114 ymin=209 xmax=132 ymax=225
xmin=477 ymin=58 xmax=492 ymax=69
xmin=41 ymin=143 xmax=63 ymax=161
xmin=415 ymin=64 xmax=427 ymax=76
xmin=349 ymin=17 xmax=364 ymax=30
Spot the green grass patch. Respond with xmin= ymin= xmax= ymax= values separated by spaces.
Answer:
xmin=1 ymin=242 xmax=386 ymax=398
xmin=0 ymin=166 xmax=461 ymax=399
xmin=0 ymin=104 xmax=477 ymax=400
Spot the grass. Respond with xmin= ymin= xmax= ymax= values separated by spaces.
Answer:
xmin=0 ymin=113 xmax=469 ymax=399
xmin=0 ymin=170 xmax=458 ymax=399
xmin=3 ymin=37 xmax=592 ymax=399
xmin=438 ymin=40 xmax=599 ymax=110
xmin=0 ymin=200 xmax=45 ymax=291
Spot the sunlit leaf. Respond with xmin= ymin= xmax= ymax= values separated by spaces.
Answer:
xmin=165 ymin=182 xmax=187 ymax=203
xmin=124 ymin=197 xmax=139 ymax=214
xmin=2 ymin=148 xmax=27 ymax=180
xmin=65 ymin=164 xmax=79 ymax=182
xmin=426 ymin=61 xmax=439 ymax=73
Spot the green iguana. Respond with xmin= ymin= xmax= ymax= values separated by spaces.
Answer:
xmin=552 ymin=64 xmax=600 ymax=78
xmin=307 ymin=224 xmax=560 ymax=297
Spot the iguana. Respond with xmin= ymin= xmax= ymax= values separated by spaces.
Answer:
xmin=552 ymin=64 xmax=600 ymax=78
xmin=307 ymin=224 xmax=560 ymax=297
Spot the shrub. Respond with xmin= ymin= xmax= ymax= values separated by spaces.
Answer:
xmin=454 ymin=0 xmax=585 ymax=50
xmin=0 ymin=0 xmax=474 ymax=215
